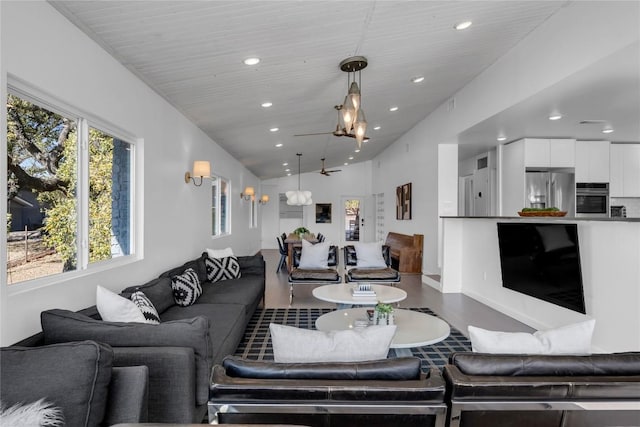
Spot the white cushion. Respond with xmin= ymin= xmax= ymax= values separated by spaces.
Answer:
xmin=96 ymin=285 xmax=146 ymax=323
xmin=353 ymin=241 xmax=387 ymax=268
xmin=206 ymin=247 xmax=234 ymax=259
xmin=270 ymin=323 xmax=396 ymax=363
xmin=468 ymin=319 xmax=595 ymax=355
xmin=298 ymin=239 xmax=329 ymax=269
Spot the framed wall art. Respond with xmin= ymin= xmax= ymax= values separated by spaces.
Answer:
xmin=396 ymin=182 xmax=412 ymax=220
xmin=315 ymin=203 xmax=332 ymax=223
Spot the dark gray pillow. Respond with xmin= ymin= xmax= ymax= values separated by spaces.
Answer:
xmin=40 ymin=309 xmax=212 ymax=408
xmin=158 ymin=254 xmax=208 ymax=283
xmin=121 ymin=277 xmax=174 ymax=314
xmin=1 ymin=340 xmax=113 ymax=427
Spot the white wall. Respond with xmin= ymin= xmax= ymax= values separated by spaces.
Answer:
xmin=441 ymin=218 xmax=640 ymax=353
xmin=372 ymin=1 xmax=639 ymax=276
xmin=0 ymin=1 xmax=262 ymax=345
xmin=261 ymin=161 xmax=372 ymax=248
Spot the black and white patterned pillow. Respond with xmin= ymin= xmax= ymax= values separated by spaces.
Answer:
xmin=205 ymin=255 xmax=241 ymax=282
xmin=130 ymin=291 xmax=161 ymax=324
xmin=170 ymin=268 xmax=202 ymax=306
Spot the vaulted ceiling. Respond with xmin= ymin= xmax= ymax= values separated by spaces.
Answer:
xmin=50 ymin=1 xmax=576 ymax=178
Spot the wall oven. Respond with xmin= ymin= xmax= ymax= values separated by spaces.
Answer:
xmin=576 ymin=183 xmax=609 ymax=218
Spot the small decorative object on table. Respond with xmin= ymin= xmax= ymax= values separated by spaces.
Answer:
xmin=517 ymin=207 xmax=567 ymax=217
xmin=373 ymin=302 xmax=394 ymax=325
xmin=351 ymin=283 xmax=377 ymax=298
xmin=293 ymin=227 xmax=310 ymax=238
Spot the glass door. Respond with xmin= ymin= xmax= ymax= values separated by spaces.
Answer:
xmin=341 ymin=197 xmax=364 ymax=245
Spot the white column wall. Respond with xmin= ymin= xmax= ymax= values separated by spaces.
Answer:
xmin=0 ymin=2 xmax=261 ymax=345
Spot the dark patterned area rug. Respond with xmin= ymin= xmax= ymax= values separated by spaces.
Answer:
xmin=235 ymin=307 xmax=472 ymax=372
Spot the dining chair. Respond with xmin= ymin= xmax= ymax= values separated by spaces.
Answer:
xmin=276 ymin=236 xmax=288 ymax=272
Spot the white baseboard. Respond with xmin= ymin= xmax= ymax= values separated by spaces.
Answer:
xmin=422 ymin=275 xmax=442 ymax=291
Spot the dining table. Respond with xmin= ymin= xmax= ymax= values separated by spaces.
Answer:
xmin=284 ymin=236 xmax=319 ymax=272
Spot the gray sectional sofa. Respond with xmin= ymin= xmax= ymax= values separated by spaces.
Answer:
xmin=12 ymin=252 xmax=265 ymax=424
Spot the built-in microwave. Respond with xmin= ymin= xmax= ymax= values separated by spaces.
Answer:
xmin=576 ymin=183 xmax=609 ymax=218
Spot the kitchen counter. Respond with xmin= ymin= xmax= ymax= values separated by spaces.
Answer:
xmin=440 ymin=216 xmax=640 ymax=222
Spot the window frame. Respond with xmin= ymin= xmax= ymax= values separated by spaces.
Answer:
xmin=211 ymin=174 xmax=231 ymax=238
xmin=5 ymin=78 xmax=140 ymax=290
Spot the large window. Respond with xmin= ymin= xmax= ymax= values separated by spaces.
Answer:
xmin=211 ymin=175 xmax=230 ymax=237
xmin=6 ymin=91 xmax=135 ymax=285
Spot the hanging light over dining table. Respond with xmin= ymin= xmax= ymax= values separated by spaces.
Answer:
xmin=286 ymin=153 xmax=312 ymax=206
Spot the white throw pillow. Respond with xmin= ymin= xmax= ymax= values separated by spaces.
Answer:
xmin=353 ymin=241 xmax=387 ymax=268
xmin=96 ymin=285 xmax=147 ymax=323
xmin=468 ymin=319 xmax=595 ymax=355
xmin=298 ymin=239 xmax=329 ymax=269
xmin=270 ymin=323 xmax=397 ymax=362
xmin=206 ymin=247 xmax=234 ymax=259
xmin=534 ymin=319 xmax=595 ymax=354
xmin=0 ymin=398 xmax=63 ymax=427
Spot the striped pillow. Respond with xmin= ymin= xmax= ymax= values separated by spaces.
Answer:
xmin=130 ymin=291 xmax=161 ymax=324
xmin=205 ymin=255 xmax=241 ymax=282
xmin=170 ymin=268 xmax=202 ymax=306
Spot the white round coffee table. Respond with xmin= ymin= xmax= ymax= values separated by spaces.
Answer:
xmin=315 ymin=307 xmax=450 ymax=357
xmin=312 ymin=284 xmax=407 ymax=307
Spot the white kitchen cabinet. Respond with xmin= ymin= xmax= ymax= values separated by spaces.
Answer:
xmin=575 ymin=140 xmax=610 ymax=183
xmin=610 ymin=144 xmax=640 ymax=197
xmin=523 ymin=138 xmax=575 ymax=168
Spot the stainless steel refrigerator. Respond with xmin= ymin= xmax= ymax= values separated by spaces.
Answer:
xmin=525 ymin=171 xmax=575 ymax=215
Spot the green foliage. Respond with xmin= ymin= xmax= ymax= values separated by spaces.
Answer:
xmin=375 ymin=302 xmax=394 ymax=314
xmin=6 ymin=213 xmax=11 ymax=233
xmin=521 ymin=207 xmax=560 ymax=212
xmin=293 ymin=226 xmax=310 ymax=236
xmin=8 ymin=95 xmax=115 ymax=269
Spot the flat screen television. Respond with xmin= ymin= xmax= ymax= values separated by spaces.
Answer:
xmin=496 ymin=222 xmax=585 ymax=314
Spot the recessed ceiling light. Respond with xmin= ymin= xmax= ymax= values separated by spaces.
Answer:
xmin=269 ymin=127 xmax=279 ymax=132
xmin=389 ymin=106 xmax=399 ymax=112
xmin=411 ymin=76 xmax=425 ymax=83
xmin=549 ymin=114 xmax=562 ymax=121
xmin=602 ymin=127 xmax=614 ymax=134
xmin=344 ymin=162 xmax=349 ymax=166
xmin=282 ymin=162 xmax=288 ymax=166
xmin=287 ymin=173 xmax=291 ymax=176
xmin=261 ymin=102 xmax=273 ymax=108
xmin=373 ymin=126 xmax=381 ymax=130
xmin=497 ymin=136 xmax=507 ymax=141
xmin=354 ymin=149 xmax=361 ymax=153
xmin=243 ymin=57 xmax=260 ymax=66
xmin=275 ymin=143 xmax=283 ymax=147
xmin=348 ymin=156 xmax=354 ymax=160
xmin=285 ymin=169 xmax=290 ymax=172
xmin=454 ymin=21 xmax=472 ymax=30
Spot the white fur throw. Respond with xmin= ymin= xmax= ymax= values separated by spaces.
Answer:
xmin=0 ymin=398 xmax=63 ymax=426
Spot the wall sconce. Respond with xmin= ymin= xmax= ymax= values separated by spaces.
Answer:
xmin=184 ymin=161 xmax=211 ymax=186
xmin=240 ymin=186 xmax=255 ymax=201
xmin=258 ymin=194 xmax=269 ymax=205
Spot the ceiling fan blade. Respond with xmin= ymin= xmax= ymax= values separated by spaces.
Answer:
xmin=293 ymin=132 xmax=333 ymax=137
xmin=326 ymin=169 xmax=342 ymax=173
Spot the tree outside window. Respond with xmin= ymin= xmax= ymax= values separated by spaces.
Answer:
xmin=6 ymin=93 xmax=133 ymax=284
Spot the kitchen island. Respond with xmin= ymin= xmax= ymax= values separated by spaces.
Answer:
xmin=439 ymin=216 xmax=640 ymax=353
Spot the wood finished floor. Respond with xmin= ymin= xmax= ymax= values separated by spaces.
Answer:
xmin=261 ymin=249 xmax=534 ymax=337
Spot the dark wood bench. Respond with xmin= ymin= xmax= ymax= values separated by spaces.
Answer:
xmin=385 ymin=232 xmax=423 ymax=274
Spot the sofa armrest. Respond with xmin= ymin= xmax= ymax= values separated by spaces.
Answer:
xmin=104 ymin=366 xmax=149 ymax=425
xmin=112 ymin=346 xmax=198 ymax=423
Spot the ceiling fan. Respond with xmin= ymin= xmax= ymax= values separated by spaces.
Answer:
xmin=319 ymin=158 xmax=341 ymax=176
xmin=294 ymin=105 xmax=369 ymax=142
